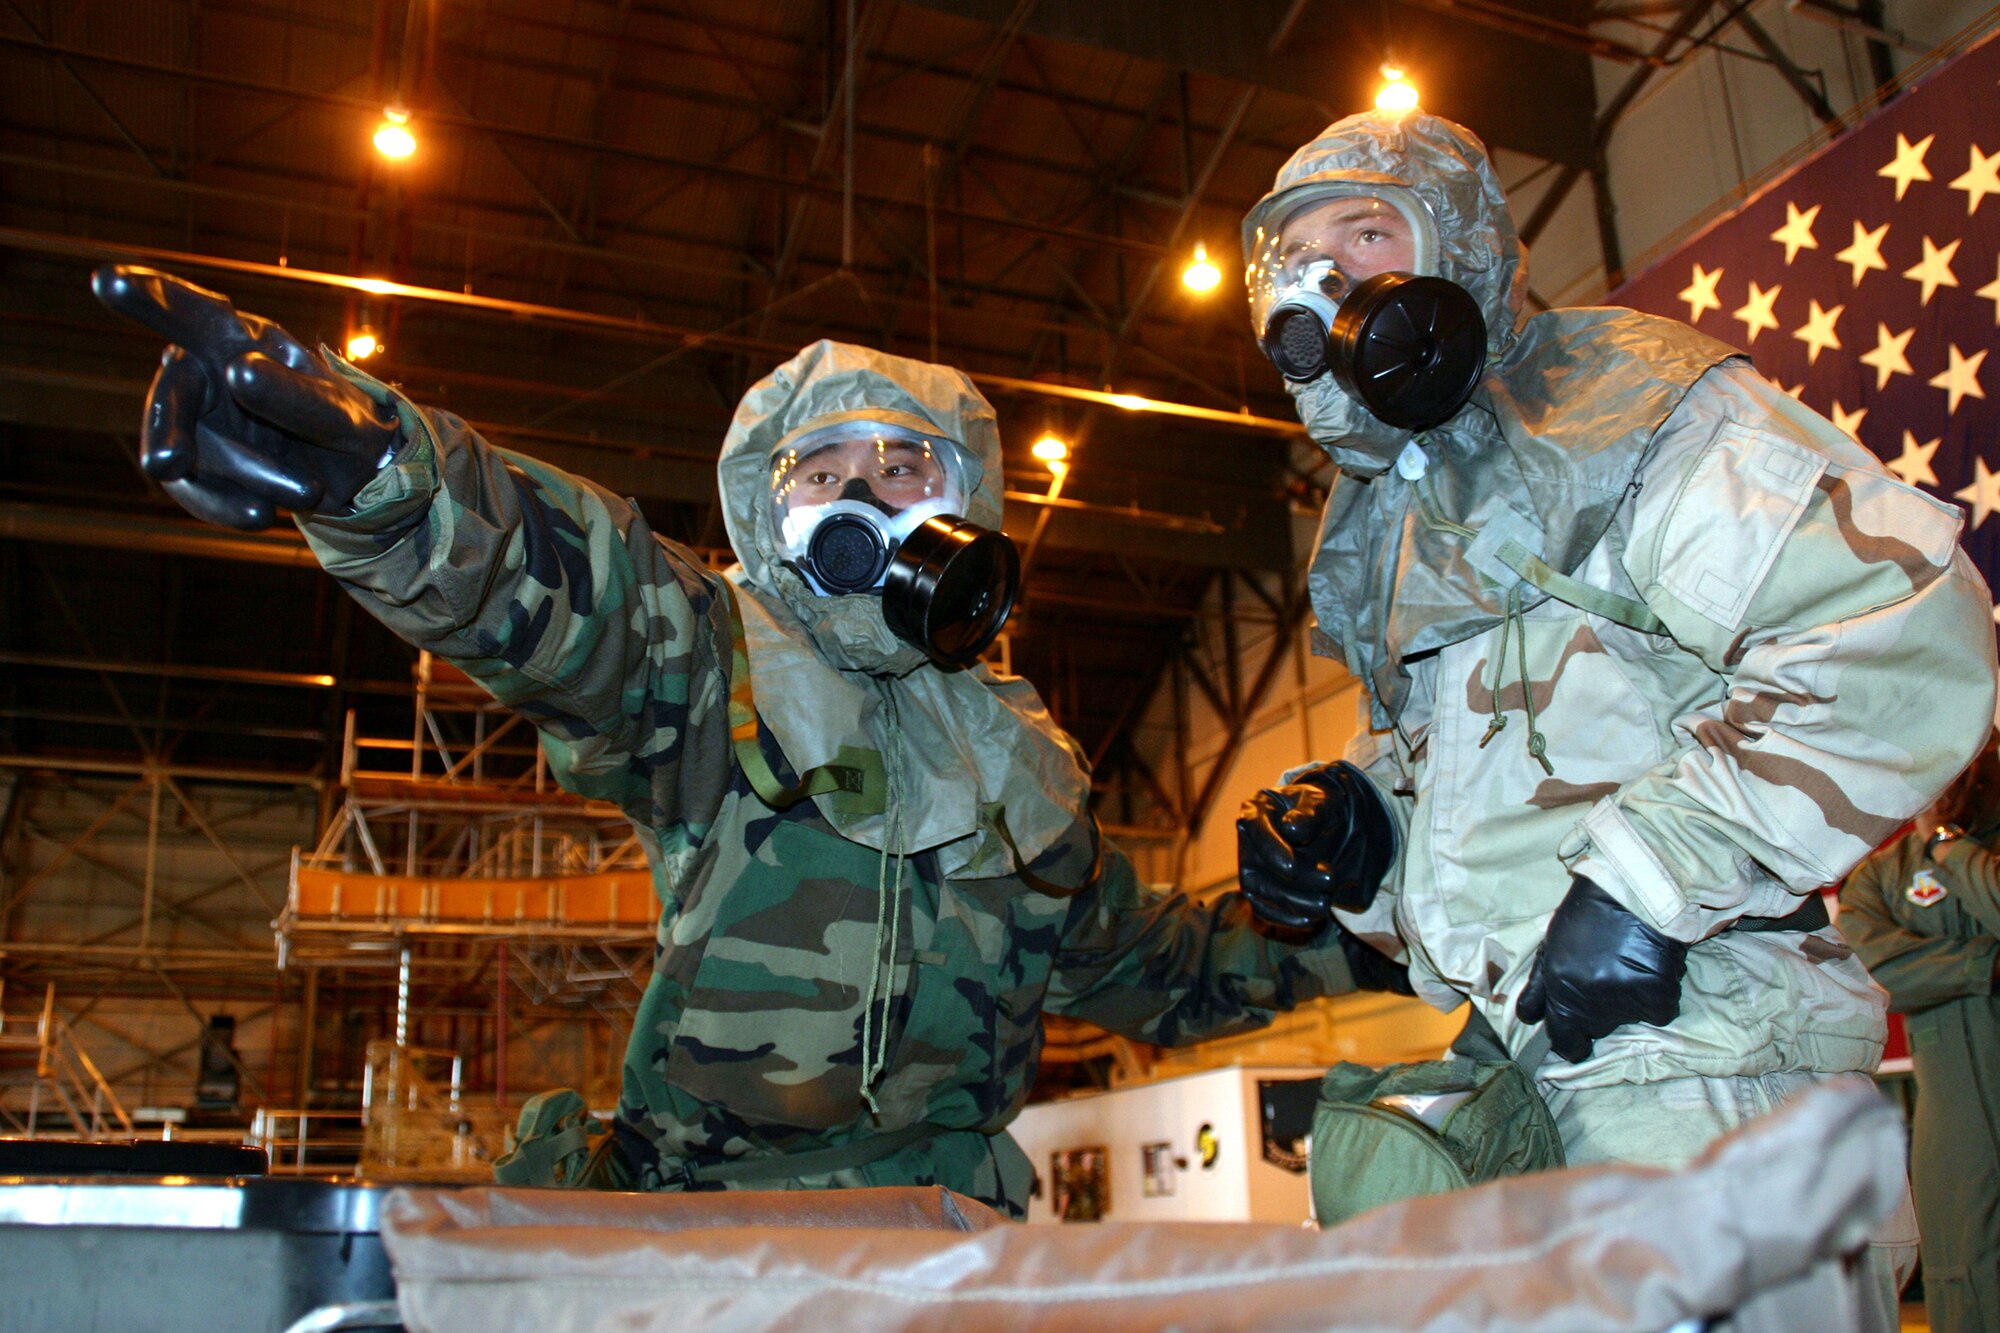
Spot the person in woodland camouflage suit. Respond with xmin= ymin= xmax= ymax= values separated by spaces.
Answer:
xmin=92 ymin=267 xmax=1394 ymax=1217
xmin=1230 ymin=111 xmax=1996 ymax=1325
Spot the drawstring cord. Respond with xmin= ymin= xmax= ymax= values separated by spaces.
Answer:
xmin=1413 ymin=475 xmax=1555 ymax=777
xmin=858 ymin=681 xmax=908 ymax=1118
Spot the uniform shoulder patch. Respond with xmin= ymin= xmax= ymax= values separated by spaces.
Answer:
xmin=1906 ymin=868 xmax=1948 ymax=908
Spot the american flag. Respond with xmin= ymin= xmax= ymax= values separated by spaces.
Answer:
xmin=1614 ymin=27 xmax=2000 ymax=627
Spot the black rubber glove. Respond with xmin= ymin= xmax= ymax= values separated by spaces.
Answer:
xmin=1336 ymin=925 xmax=1416 ymax=996
xmin=91 ymin=265 xmax=401 ymax=531
xmin=1236 ymin=760 xmax=1396 ymax=930
xmin=1516 ymin=875 xmax=1689 ymax=1064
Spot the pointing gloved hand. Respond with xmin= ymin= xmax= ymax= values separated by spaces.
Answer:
xmin=1516 ymin=875 xmax=1689 ymax=1064
xmin=1236 ymin=760 xmax=1396 ymax=931
xmin=91 ymin=265 xmax=402 ymax=531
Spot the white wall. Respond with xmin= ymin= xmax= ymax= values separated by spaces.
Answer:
xmin=1532 ymin=1 xmax=1997 ymax=305
xmin=1010 ymin=1065 xmax=1320 ymax=1224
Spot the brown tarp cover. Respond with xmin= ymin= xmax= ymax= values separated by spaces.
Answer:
xmin=382 ymin=1083 xmax=1901 ymax=1332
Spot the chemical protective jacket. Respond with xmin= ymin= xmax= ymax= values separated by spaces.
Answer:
xmin=298 ymin=345 xmax=1359 ymax=1215
xmin=1258 ymin=112 xmax=1998 ymax=1090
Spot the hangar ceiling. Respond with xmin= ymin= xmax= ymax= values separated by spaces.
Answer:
xmin=0 ymin=0 xmax=1626 ymax=796
xmin=0 ymin=0 xmax=1904 ymax=1104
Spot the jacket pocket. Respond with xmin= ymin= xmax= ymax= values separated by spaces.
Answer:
xmin=1427 ymin=610 xmax=1664 ymax=928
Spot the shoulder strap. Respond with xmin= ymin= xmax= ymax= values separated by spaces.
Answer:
xmin=1492 ymin=538 xmax=1667 ymax=636
xmin=718 ymin=579 xmax=887 ymax=814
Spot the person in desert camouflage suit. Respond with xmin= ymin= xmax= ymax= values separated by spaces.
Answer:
xmin=1228 ymin=111 xmax=1996 ymax=1326
xmin=92 ymin=268 xmax=1396 ymax=1217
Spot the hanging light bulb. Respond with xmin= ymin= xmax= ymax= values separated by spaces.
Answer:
xmin=373 ymin=106 xmax=417 ymax=160
xmin=1031 ymin=434 xmax=1069 ymax=467
xmin=345 ymin=328 xmax=382 ymax=360
xmin=1182 ymin=242 xmax=1221 ymax=293
xmin=1375 ymin=65 xmax=1419 ymax=113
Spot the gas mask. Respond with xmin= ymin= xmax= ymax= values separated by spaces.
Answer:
xmin=771 ymin=420 xmax=1020 ymax=669
xmin=1246 ymin=186 xmax=1486 ymax=460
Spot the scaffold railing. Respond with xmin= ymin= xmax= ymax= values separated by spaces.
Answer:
xmin=0 ymin=982 xmax=135 ymax=1139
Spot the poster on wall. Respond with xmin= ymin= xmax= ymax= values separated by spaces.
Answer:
xmin=1049 ymin=1146 xmax=1109 ymax=1222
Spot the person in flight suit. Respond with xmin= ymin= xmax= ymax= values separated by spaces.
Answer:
xmin=1841 ymin=733 xmax=2000 ymax=1332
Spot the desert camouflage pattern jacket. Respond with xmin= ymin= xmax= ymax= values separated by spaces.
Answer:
xmin=299 ymin=352 xmax=1358 ymax=1215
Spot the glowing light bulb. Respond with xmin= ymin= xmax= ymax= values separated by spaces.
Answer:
xmin=1031 ymin=435 xmax=1069 ymax=464
xmin=1375 ymin=66 xmax=1419 ymax=112
xmin=373 ymin=107 xmax=416 ymax=160
xmin=1182 ymin=242 xmax=1221 ymax=293
xmin=345 ymin=330 xmax=381 ymax=360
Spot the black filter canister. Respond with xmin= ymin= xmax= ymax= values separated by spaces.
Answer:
xmin=883 ymin=516 xmax=1021 ymax=669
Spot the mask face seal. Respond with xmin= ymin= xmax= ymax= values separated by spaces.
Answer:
xmin=770 ymin=420 xmax=1020 ymax=669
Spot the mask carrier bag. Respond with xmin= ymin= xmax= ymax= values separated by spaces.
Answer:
xmin=1309 ymin=1011 xmax=1562 ymax=1227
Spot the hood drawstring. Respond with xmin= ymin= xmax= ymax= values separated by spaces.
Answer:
xmin=1412 ymin=473 xmax=1554 ymax=777
xmin=858 ymin=680 xmax=908 ymax=1118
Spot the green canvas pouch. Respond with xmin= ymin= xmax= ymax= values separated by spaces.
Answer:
xmin=1309 ymin=1021 xmax=1564 ymax=1227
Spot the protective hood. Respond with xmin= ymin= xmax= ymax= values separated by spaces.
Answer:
xmin=1249 ymin=115 xmax=1739 ymax=722
xmin=716 ymin=340 xmax=1090 ymax=874
xmin=1243 ymin=111 xmax=1524 ymax=474
xmin=722 ymin=341 xmax=1004 ymax=619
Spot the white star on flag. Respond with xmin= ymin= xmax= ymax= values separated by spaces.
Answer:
xmin=1770 ymin=201 xmax=1821 ymax=263
xmin=1930 ymin=344 xmax=1989 ymax=414
xmin=1733 ymin=280 xmax=1782 ymax=342
xmin=1879 ymin=132 xmax=1935 ymax=200
xmin=1949 ymin=143 xmax=2000 ymax=214
xmin=1834 ymin=220 xmax=1890 ymax=285
xmin=1977 ymin=256 xmax=2000 ymax=324
xmin=1830 ymin=402 xmax=1868 ymax=437
xmin=1955 ymin=454 xmax=2000 ymax=528
xmin=1859 ymin=323 xmax=1916 ymax=388
xmin=1792 ymin=299 xmax=1844 ymax=363
xmin=1905 ymin=235 xmax=1962 ymax=304
xmin=1678 ymin=263 xmax=1723 ymax=322
xmin=1888 ymin=431 xmax=1941 ymax=487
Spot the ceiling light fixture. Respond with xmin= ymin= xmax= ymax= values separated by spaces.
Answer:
xmin=344 ymin=328 xmax=382 ymax=360
xmin=1375 ymin=65 xmax=1419 ymax=113
xmin=373 ymin=107 xmax=417 ymax=160
xmin=1182 ymin=242 xmax=1221 ymax=293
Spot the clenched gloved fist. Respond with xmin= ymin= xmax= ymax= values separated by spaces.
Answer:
xmin=1516 ymin=875 xmax=1688 ymax=1064
xmin=1236 ymin=760 xmax=1396 ymax=931
xmin=91 ymin=265 xmax=402 ymax=531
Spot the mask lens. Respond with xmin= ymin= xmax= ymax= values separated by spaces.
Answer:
xmin=770 ymin=420 xmax=972 ymax=595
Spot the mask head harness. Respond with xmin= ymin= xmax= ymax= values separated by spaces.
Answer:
xmin=771 ymin=420 xmax=1020 ymax=669
xmin=1246 ymin=184 xmax=1487 ymax=431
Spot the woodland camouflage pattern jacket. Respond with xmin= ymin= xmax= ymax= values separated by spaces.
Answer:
xmin=298 ymin=354 xmax=1359 ymax=1216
